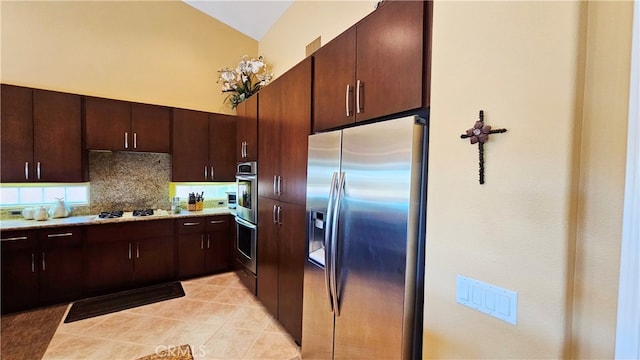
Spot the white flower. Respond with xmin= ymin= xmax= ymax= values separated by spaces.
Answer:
xmin=217 ymin=55 xmax=272 ymax=109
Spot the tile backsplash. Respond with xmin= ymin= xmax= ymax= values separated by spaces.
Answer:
xmin=88 ymin=151 xmax=171 ymax=213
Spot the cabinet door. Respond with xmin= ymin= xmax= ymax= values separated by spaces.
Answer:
xmin=257 ymin=79 xmax=281 ymax=200
xmin=177 ymin=233 xmax=205 ymax=278
xmin=277 ymin=202 xmax=306 ymax=344
xmin=33 ymin=89 xmax=86 ymax=182
xmin=177 ymin=218 xmax=206 ymax=278
xmin=172 ymin=108 xmax=210 ymax=181
xmin=209 ymin=114 xmax=237 ymax=181
xmin=355 ymin=0 xmax=425 ymax=121
xmin=312 ymin=29 xmax=356 ymax=132
xmin=205 ymin=216 xmax=231 ymax=273
xmin=0 ymin=231 xmax=39 ymax=313
xmin=1 ymin=84 xmax=34 ymax=182
xmin=85 ymin=97 xmax=131 ymax=151
xmin=134 ymin=235 xmax=174 ymax=286
xmin=84 ymin=226 xmax=134 ymax=295
xmin=131 ymin=103 xmax=171 ymax=153
xmin=38 ymin=227 xmax=82 ymax=304
xmin=278 ymin=58 xmax=311 ymax=206
xmin=257 ymin=197 xmax=280 ymax=316
xmin=236 ymin=94 xmax=258 ymax=162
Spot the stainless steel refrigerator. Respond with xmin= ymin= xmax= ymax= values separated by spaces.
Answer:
xmin=302 ymin=115 xmax=428 ymax=360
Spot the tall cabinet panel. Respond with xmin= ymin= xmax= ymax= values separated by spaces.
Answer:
xmin=256 ymin=57 xmax=311 ymax=345
xmin=258 ymin=57 xmax=312 ymax=205
xmin=236 ymin=94 xmax=258 ymax=162
xmin=209 ymin=114 xmax=237 ymax=181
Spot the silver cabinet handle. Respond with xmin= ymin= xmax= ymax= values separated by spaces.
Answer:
xmin=31 ymin=253 xmax=35 ymax=272
xmin=210 ymin=166 xmax=215 ymax=180
xmin=277 ymin=205 xmax=282 ymax=225
xmin=345 ymin=84 xmax=352 ymax=117
xmin=242 ymin=141 xmax=248 ymax=158
xmin=133 ymin=132 xmax=137 ymax=149
xmin=2 ymin=236 xmax=28 ymax=241
xmin=25 ymin=161 xmax=29 ymax=180
xmin=204 ymin=166 xmax=208 ymax=180
xmin=124 ymin=132 xmax=129 ymax=149
xmin=273 ymin=175 xmax=277 ymax=195
xmin=277 ymin=176 xmax=282 ymax=196
xmin=136 ymin=242 xmax=140 ymax=258
xmin=47 ymin=232 xmax=73 ymax=238
xmin=207 ymin=234 xmax=210 ymax=249
xmin=272 ymin=204 xmax=278 ymax=224
xmin=201 ymin=235 xmax=204 ymax=249
xmin=183 ymin=222 xmax=201 ymax=226
xmin=128 ymin=242 xmax=132 ymax=259
xmin=241 ymin=141 xmax=245 ymax=158
xmin=42 ymin=251 xmax=46 ymax=271
xmin=356 ymin=79 xmax=363 ymax=114
xmin=210 ymin=220 xmax=224 ymax=224
xmin=37 ymin=162 xmax=41 ymax=180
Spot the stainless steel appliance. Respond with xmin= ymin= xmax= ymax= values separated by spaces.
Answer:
xmin=236 ymin=161 xmax=257 ymax=224
xmin=235 ymin=161 xmax=258 ymax=275
xmin=302 ymin=115 xmax=427 ymax=360
xmin=235 ymin=216 xmax=257 ymax=274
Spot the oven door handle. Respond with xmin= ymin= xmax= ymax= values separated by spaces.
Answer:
xmin=235 ymin=174 xmax=256 ymax=181
xmin=235 ymin=216 xmax=257 ymax=230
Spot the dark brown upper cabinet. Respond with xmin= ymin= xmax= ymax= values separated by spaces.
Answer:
xmin=85 ymin=97 xmax=171 ymax=153
xmin=236 ymin=94 xmax=258 ymax=162
xmin=313 ymin=0 xmax=431 ymax=132
xmin=172 ymin=109 xmax=236 ymax=182
xmin=1 ymin=84 xmax=87 ymax=183
xmin=258 ymin=57 xmax=312 ymax=206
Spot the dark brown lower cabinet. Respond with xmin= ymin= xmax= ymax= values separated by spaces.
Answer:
xmin=177 ymin=215 xmax=232 ymax=279
xmin=257 ymin=197 xmax=306 ymax=344
xmin=1 ymin=227 xmax=82 ymax=313
xmin=38 ymin=227 xmax=83 ymax=304
xmin=1 ymin=230 xmax=39 ymax=313
xmin=84 ymin=220 xmax=174 ymax=295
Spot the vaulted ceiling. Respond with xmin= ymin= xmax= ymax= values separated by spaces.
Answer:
xmin=183 ymin=1 xmax=294 ymax=41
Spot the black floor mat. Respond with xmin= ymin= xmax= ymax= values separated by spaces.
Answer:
xmin=64 ymin=282 xmax=185 ymax=323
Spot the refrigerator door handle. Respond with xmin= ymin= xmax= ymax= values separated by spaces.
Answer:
xmin=330 ymin=171 xmax=346 ymax=316
xmin=324 ymin=171 xmax=339 ymax=313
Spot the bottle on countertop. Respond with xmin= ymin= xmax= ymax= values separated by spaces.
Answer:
xmin=171 ymin=197 xmax=181 ymax=214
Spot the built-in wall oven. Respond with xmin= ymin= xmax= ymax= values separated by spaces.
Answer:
xmin=236 ymin=162 xmax=257 ymax=224
xmin=235 ymin=161 xmax=258 ymax=275
xmin=235 ymin=216 xmax=257 ymax=274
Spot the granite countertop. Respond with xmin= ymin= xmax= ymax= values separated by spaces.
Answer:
xmin=0 ymin=208 xmax=235 ymax=231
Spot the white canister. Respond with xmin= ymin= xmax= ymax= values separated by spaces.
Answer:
xmin=22 ymin=207 xmax=35 ymax=220
xmin=33 ymin=206 xmax=49 ymax=221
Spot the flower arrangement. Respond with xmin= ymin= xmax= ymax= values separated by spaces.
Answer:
xmin=217 ymin=55 xmax=273 ymax=109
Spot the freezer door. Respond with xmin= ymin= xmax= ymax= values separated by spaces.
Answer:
xmin=302 ymin=130 xmax=342 ymax=359
xmin=334 ymin=116 xmax=425 ymax=360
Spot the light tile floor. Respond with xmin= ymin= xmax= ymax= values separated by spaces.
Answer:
xmin=42 ymin=272 xmax=301 ymax=360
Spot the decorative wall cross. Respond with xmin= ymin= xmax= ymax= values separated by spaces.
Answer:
xmin=460 ymin=110 xmax=507 ymax=184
